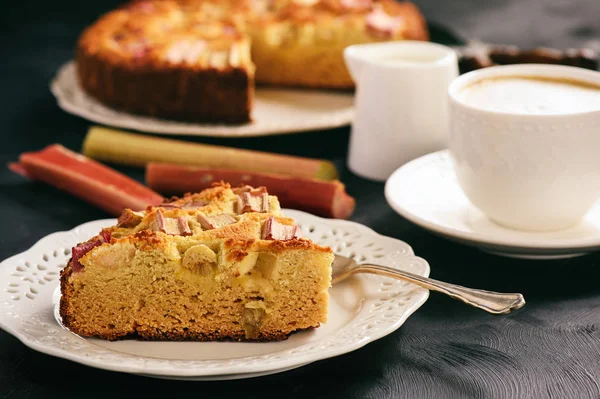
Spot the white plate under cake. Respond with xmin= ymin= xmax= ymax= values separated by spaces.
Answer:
xmin=0 ymin=207 xmax=429 ymax=379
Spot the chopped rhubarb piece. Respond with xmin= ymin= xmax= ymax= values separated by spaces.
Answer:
xmin=183 ymin=200 xmax=209 ymax=209
xmin=153 ymin=209 xmax=166 ymax=231
xmin=161 ymin=220 xmax=180 ymax=235
xmin=10 ymin=144 xmax=164 ymax=216
xmin=132 ymin=43 xmax=151 ymax=60
xmin=83 ymin=126 xmax=338 ymax=180
xmin=128 ymin=1 xmax=154 ymax=12
xmin=159 ymin=199 xmax=208 ymax=210
xmin=100 ymin=230 xmax=112 ymax=244
xmin=232 ymin=186 xmax=267 ymax=195
xmin=223 ymin=25 xmax=237 ymax=36
xmin=197 ymin=213 xmax=237 ymax=230
xmin=159 ymin=203 xmax=182 ymax=210
xmin=71 ymin=231 xmax=110 ymax=273
xmin=72 ymin=241 xmax=101 ymax=273
xmin=340 ymin=0 xmax=372 ymax=10
xmin=262 ymin=217 xmax=302 ymax=240
xmin=178 ymin=216 xmax=192 ymax=236
xmin=152 ymin=210 xmax=191 ymax=236
xmin=146 ymin=164 xmax=356 ymax=219
xmin=236 ymin=191 xmax=269 ymax=214
xmin=197 ymin=214 xmax=211 ymax=230
xmin=197 ymin=214 xmax=209 ymax=229
xmin=366 ymin=5 xmax=404 ymax=37
xmin=117 ymin=209 xmax=145 ymax=227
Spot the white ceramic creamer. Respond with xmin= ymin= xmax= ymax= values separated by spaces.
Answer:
xmin=344 ymin=41 xmax=458 ymax=181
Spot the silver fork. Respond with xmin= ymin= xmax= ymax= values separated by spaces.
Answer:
xmin=332 ymin=255 xmax=525 ymax=315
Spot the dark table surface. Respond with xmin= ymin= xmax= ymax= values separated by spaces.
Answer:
xmin=2 ymin=1 xmax=600 ymax=398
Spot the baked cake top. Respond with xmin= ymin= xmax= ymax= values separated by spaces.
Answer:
xmin=113 ymin=183 xmax=283 ymax=238
xmin=78 ymin=1 xmax=253 ymax=70
xmin=78 ymin=0 xmax=427 ymax=69
xmin=69 ymin=183 xmax=331 ymax=275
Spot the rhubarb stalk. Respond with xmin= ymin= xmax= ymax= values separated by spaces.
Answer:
xmin=83 ymin=126 xmax=338 ymax=180
xmin=146 ymin=164 xmax=356 ymax=219
xmin=10 ymin=144 xmax=164 ymax=215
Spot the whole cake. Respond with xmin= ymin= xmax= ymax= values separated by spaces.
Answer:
xmin=76 ymin=0 xmax=429 ymax=123
xmin=59 ymin=183 xmax=333 ymax=341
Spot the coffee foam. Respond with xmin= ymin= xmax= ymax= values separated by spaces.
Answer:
xmin=458 ymin=76 xmax=600 ymax=115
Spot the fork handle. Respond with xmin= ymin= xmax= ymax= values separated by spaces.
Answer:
xmin=353 ymin=264 xmax=525 ymax=314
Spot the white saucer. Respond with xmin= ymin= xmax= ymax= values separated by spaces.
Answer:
xmin=384 ymin=150 xmax=600 ymax=259
xmin=50 ymin=62 xmax=354 ymax=138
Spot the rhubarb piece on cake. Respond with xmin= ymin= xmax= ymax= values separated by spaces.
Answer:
xmin=59 ymin=183 xmax=333 ymax=341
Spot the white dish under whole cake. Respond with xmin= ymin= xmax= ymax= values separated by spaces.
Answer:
xmin=51 ymin=62 xmax=354 ymax=138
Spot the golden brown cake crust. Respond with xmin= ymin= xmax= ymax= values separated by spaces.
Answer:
xmin=76 ymin=39 xmax=253 ymax=124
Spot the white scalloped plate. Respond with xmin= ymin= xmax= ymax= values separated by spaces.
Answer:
xmin=50 ymin=62 xmax=355 ymax=137
xmin=0 ymin=210 xmax=429 ymax=380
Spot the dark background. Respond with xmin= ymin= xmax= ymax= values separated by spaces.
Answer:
xmin=2 ymin=1 xmax=600 ymax=398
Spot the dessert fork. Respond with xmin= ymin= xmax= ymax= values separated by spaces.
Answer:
xmin=332 ymin=255 xmax=525 ymax=314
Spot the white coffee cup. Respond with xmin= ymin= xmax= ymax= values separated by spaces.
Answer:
xmin=344 ymin=41 xmax=458 ymax=181
xmin=448 ymin=64 xmax=600 ymax=232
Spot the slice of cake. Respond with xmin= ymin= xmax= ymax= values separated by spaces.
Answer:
xmin=59 ymin=184 xmax=333 ymax=341
xmin=76 ymin=1 xmax=254 ymax=123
